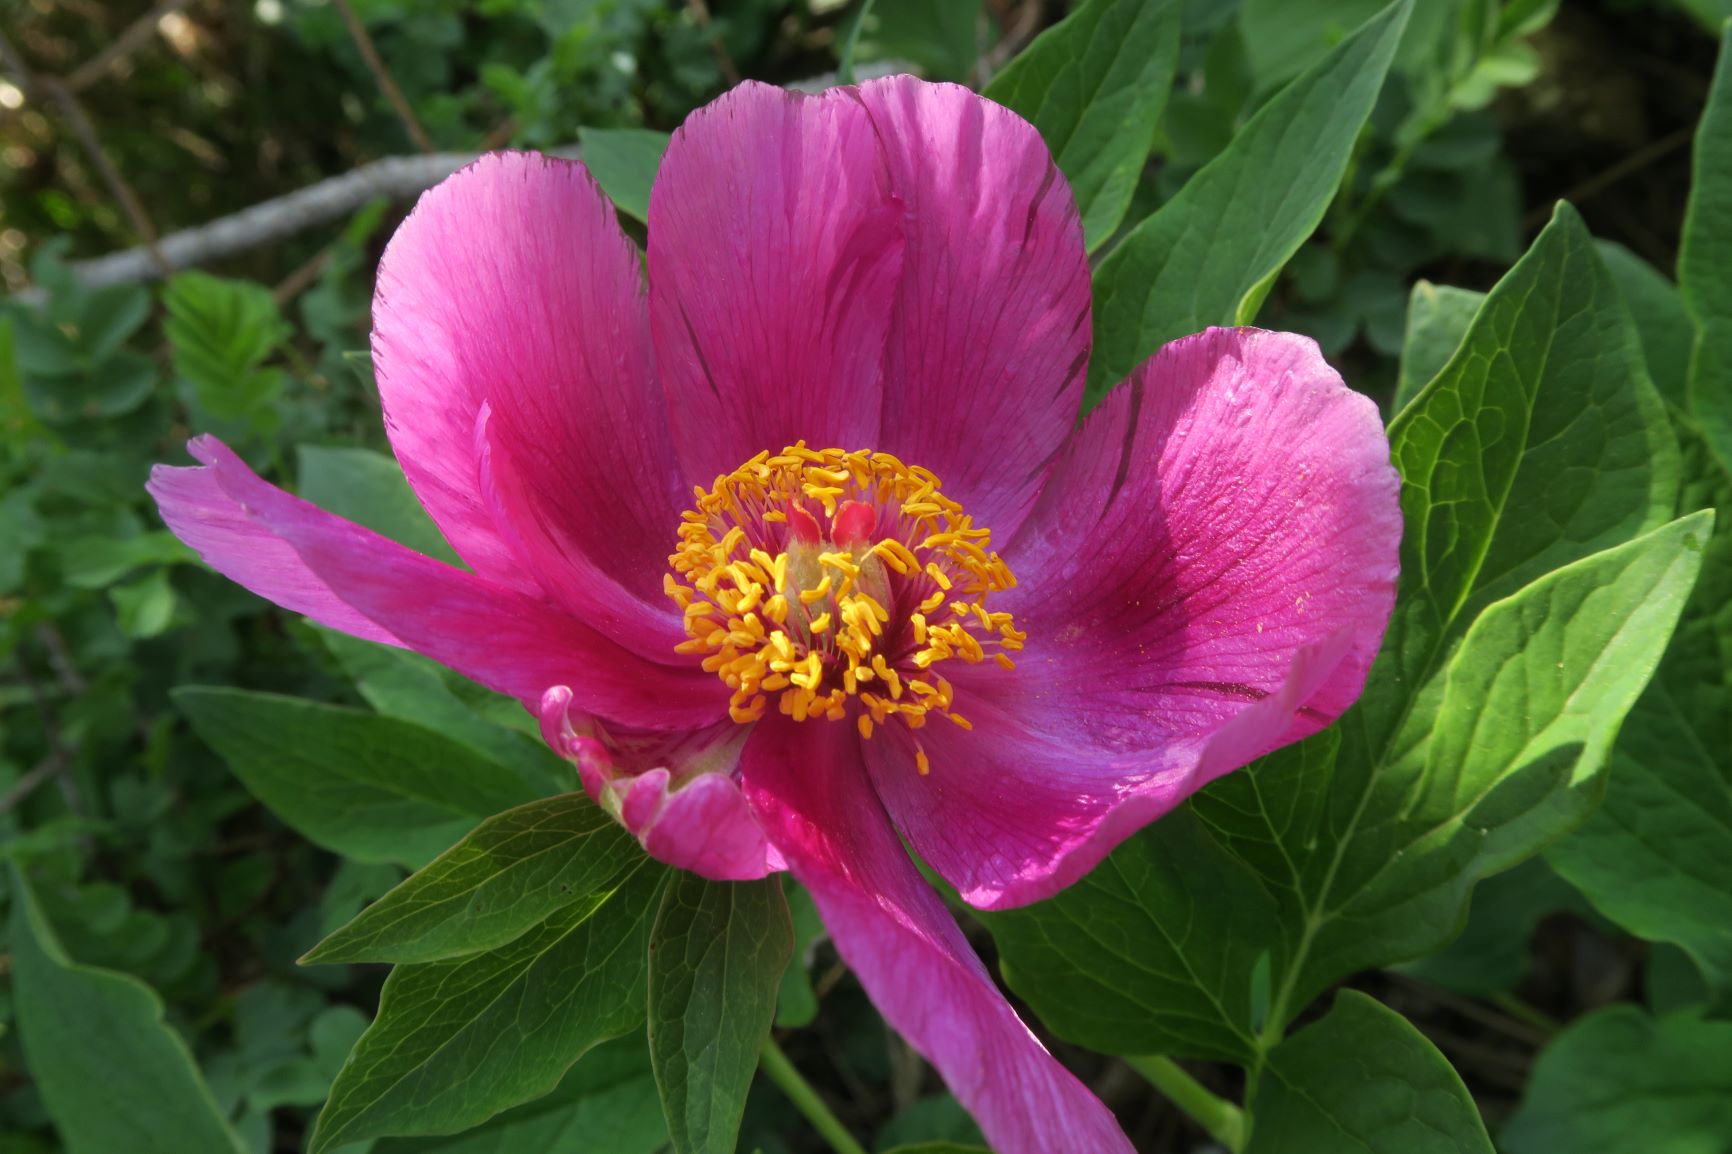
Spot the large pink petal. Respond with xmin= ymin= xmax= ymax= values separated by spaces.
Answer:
xmin=648 ymin=82 xmax=905 ymax=483
xmin=740 ymin=715 xmax=1134 ymax=1154
xmin=865 ymin=630 xmax=1355 ymax=910
xmin=857 ymin=77 xmax=1092 ymax=540
xmin=373 ymin=151 xmax=686 ymax=650
xmin=870 ymin=328 xmax=1400 ymax=909
xmin=151 ymin=437 xmax=728 ymax=732
xmin=538 ymin=687 xmax=781 ymax=881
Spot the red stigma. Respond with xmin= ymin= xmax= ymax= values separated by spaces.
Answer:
xmin=832 ymin=500 xmax=878 ymax=546
xmin=788 ymin=501 xmax=824 ymax=545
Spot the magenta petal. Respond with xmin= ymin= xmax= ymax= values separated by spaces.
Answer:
xmin=870 ymin=328 xmax=1400 ymax=910
xmin=867 ymin=630 xmax=1356 ymax=910
xmin=857 ymin=77 xmax=1092 ymax=539
xmin=152 ymin=437 xmax=728 ymax=731
xmin=539 ymin=687 xmax=779 ymax=880
xmin=648 ymin=82 xmax=905 ymax=482
xmin=740 ymin=715 xmax=1134 ymax=1154
xmin=374 ymin=151 xmax=686 ymax=638
xmin=150 ymin=452 xmax=399 ymax=647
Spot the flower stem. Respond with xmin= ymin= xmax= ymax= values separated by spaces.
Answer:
xmin=1125 ymin=1054 xmax=1246 ymax=1153
xmin=758 ymin=1038 xmax=869 ymax=1154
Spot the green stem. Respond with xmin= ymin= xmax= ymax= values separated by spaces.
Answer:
xmin=1125 ymin=1054 xmax=1247 ymax=1153
xmin=758 ymin=1038 xmax=869 ymax=1154
xmin=1490 ymin=991 xmax=1561 ymax=1036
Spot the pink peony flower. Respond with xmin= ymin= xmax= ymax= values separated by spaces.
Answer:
xmin=151 ymin=77 xmax=1400 ymax=1154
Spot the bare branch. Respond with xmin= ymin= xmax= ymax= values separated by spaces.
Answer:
xmin=332 ymin=0 xmax=436 ymax=155
xmin=0 ymin=29 xmax=171 ymax=275
xmin=65 ymin=0 xmax=196 ymax=93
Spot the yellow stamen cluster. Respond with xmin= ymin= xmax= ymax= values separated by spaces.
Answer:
xmin=666 ymin=444 xmax=1023 ymax=767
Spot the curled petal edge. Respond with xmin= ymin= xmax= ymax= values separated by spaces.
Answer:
xmin=538 ymin=686 xmax=783 ymax=881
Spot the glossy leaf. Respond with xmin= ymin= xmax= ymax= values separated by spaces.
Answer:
xmin=648 ymin=874 xmax=792 ymax=1154
xmin=1502 ymin=1006 xmax=1732 ymax=1154
xmin=1680 ymin=22 xmax=1732 ymax=473
xmin=304 ymin=793 xmax=642 ymax=965
xmin=982 ymin=0 xmax=1180 ymax=251
xmin=1086 ymin=0 xmax=1409 ymax=404
xmin=1245 ymin=991 xmax=1493 ymax=1154
xmin=175 ymin=688 xmax=541 ymax=868
xmin=309 ymin=860 xmax=666 ymax=1151
xmin=9 ymin=869 xmax=246 ymax=1154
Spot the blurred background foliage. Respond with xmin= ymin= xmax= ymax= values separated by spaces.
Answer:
xmin=0 ymin=1 xmax=1726 ymax=1151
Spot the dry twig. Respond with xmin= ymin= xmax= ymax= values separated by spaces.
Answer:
xmin=332 ymin=0 xmax=436 ymax=155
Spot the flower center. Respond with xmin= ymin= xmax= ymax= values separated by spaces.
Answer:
xmin=665 ymin=444 xmax=1023 ymax=770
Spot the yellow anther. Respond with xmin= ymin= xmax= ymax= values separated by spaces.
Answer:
xmin=666 ymin=443 xmax=1020 ymax=761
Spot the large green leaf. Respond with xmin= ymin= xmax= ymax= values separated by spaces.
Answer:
xmin=981 ymin=0 xmax=1180 ymax=251
xmin=987 ymin=807 xmax=1277 ymax=1065
xmin=1598 ymin=240 xmax=1693 ymax=409
xmin=1546 ymin=434 xmax=1732 ymax=1011
xmin=1379 ymin=204 xmax=1679 ymax=732
xmin=1393 ymin=281 xmax=1485 ymax=412
xmin=304 ymin=793 xmax=642 ymax=965
xmin=1501 ymin=1006 xmax=1732 ymax=1154
xmin=175 ymin=688 xmax=541 ymax=868
xmin=9 ymin=870 xmax=247 ymax=1154
xmin=310 ymin=860 xmax=666 ymax=1151
xmin=1085 ymin=0 xmax=1409 ymax=404
xmin=1245 ymin=991 xmax=1492 ymax=1153
xmin=373 ymin=1033 xmax=667 ymax=1154
xmin=1680 ymin=23 xmax=1732 ymax=474
xmin=648 ymin=875 xmax=792 ymax=1154
xmin=297 ymin=445 xmax=460 ymax=565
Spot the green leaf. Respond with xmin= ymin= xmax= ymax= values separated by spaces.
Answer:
xmin=1085 ymin=0 xmax=1410 ymax=405
xmin=1598 ymin=240 xmax=1693 ymax=409
xmin=174 ymin=688 xmax=542 ymax=868
xmin=296 ymin=445 xmax=460 ymax=565
xmin=310 ymin=860 xmax=666 ymax=1151
xmin=1245 ymin=991 xmax=1492 ymax=1154
xmin=774 ymin=878 xmax=826 ymax=1028
xmin=981 ymin=0 xmax=1180 ymax=251
xmin=1393 ymin=857 xmax=1585 ymax=997
xmin=371 ymin=1033 xmax=667 ymax=1154
xmin=1546 ymin=440 xmax=1732 ymax=1011
xmin=1256 ymin=510 xmax=1708 ymax=1019
xmin=1680 ymin=22 xmax=1732 ymax=474
xmin=648 ymin=874 xmax=792 ymax=1154
xmin=1393 ymin=281 xmax=1485 ymax=413
xmin=577 ymin=128 xmax=670 ymax=225
xmin=162 ymin=271 xmax=289 ymax=420
xmin=1379 ymin=204 xmax=1679 ymax=735
xmin=318 ymin=628 xmax=569 ymax=794
xmin=304 ymin=793 xmax=640 ymax=965
xmin=987 ymin=806 xmax=1278 ymax=1064
xmin=845 ymin=0 xmax=981 ymax=83
xmin=1501 ymin=1006 xmax=1732 ymax=1154
xmin=881 ymin=1146 xmax=991 ymax=1154
xmin=9 ymin=869 xmax=246 ymax=1154
xmin=1547 ymin=685 xmax=1732 ymax=1012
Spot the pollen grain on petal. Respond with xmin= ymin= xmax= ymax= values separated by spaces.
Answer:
xmin=665 ymin=442 xmax=1022 ymax=770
